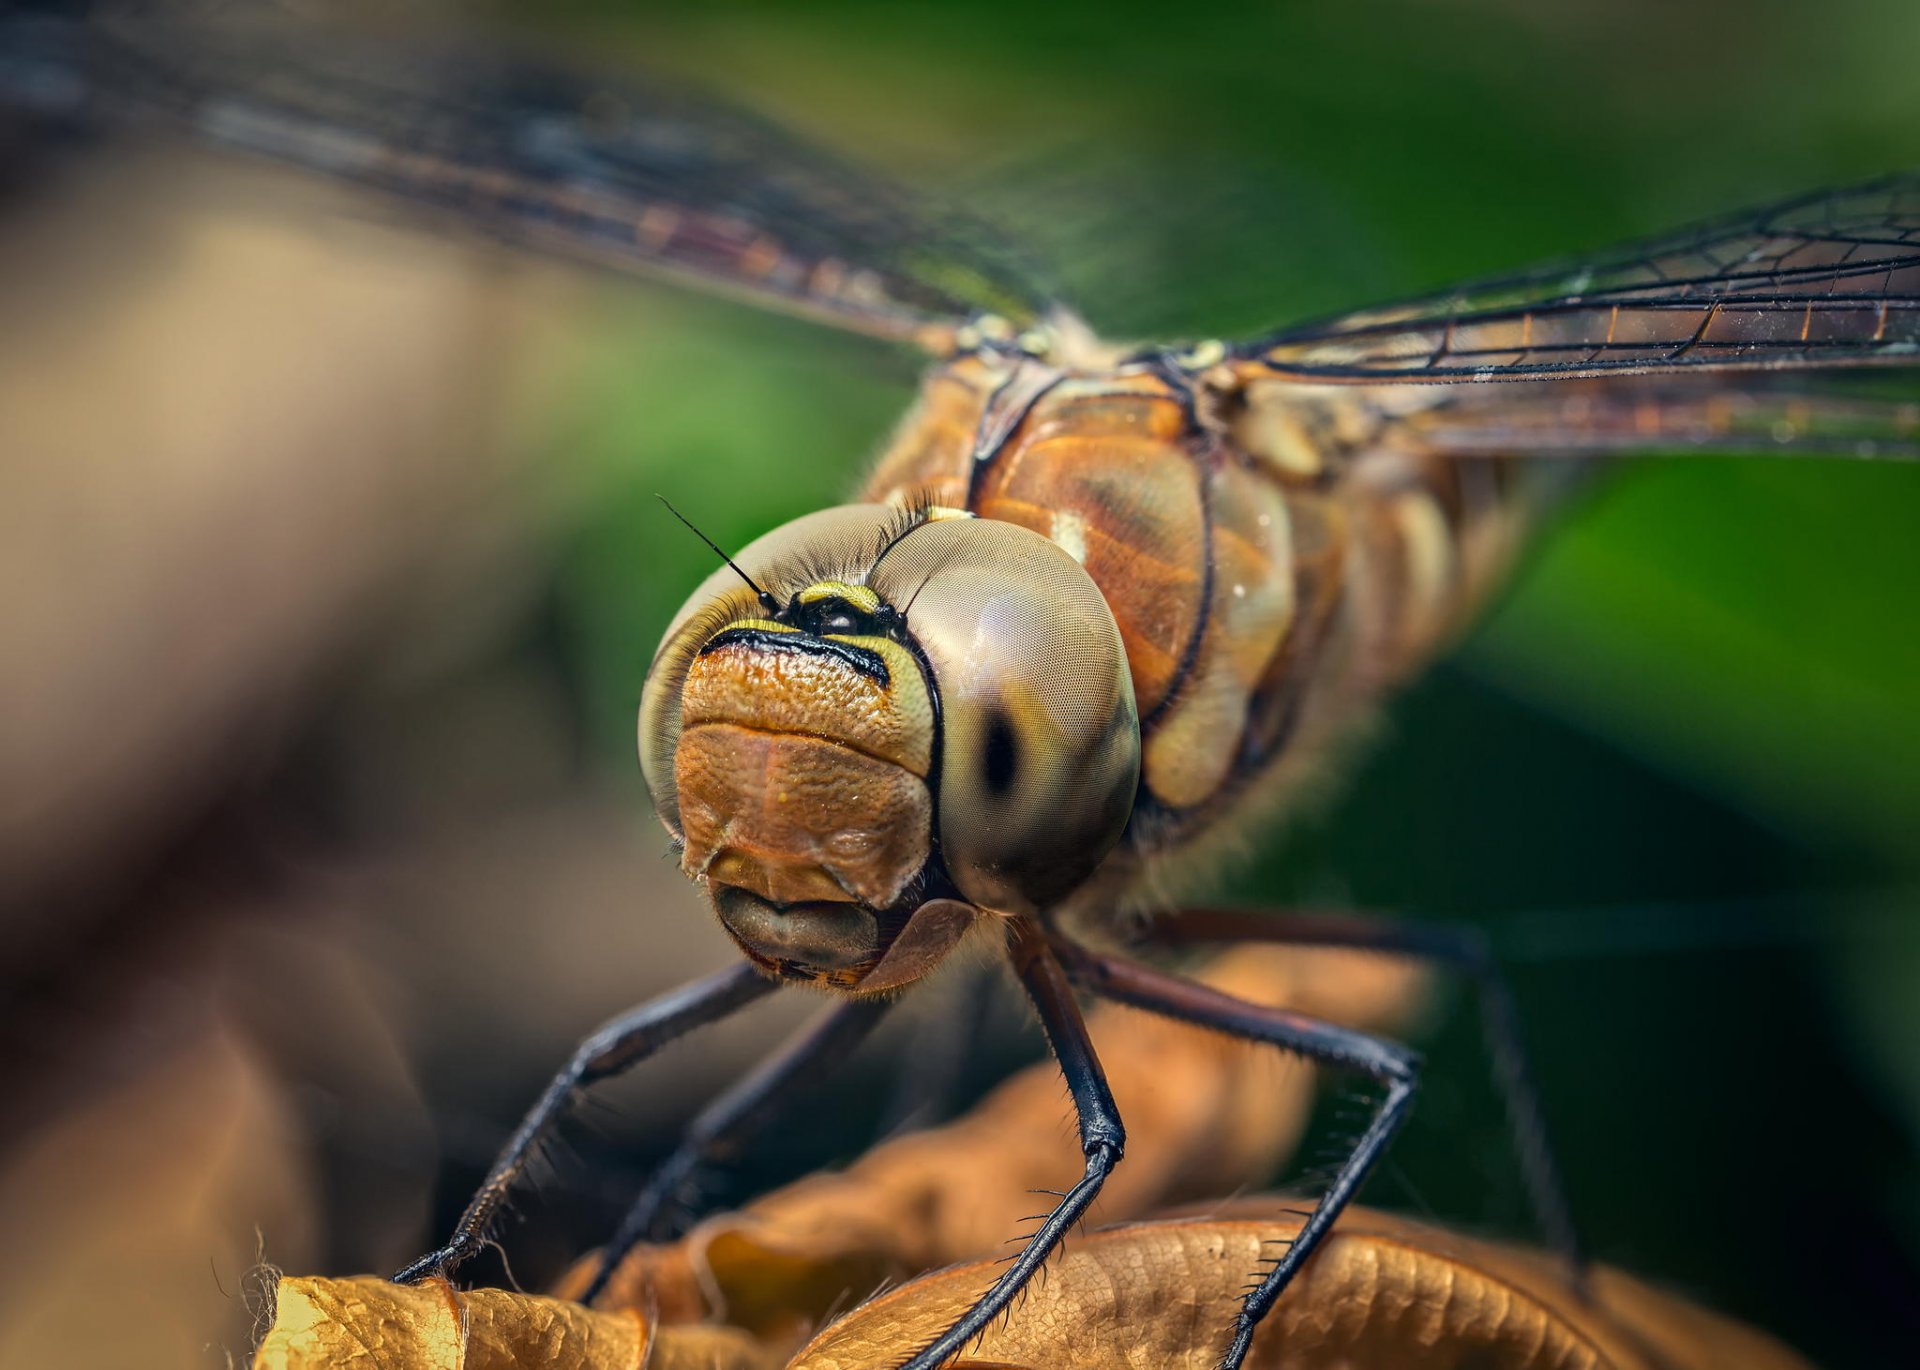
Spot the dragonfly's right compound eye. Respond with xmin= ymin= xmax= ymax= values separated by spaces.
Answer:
xmin=865 ymin=517 xmax=1141 ymax=916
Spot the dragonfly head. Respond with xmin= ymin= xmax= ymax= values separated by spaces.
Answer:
xmin=640 ymin=503 xmax=1139 ymax=992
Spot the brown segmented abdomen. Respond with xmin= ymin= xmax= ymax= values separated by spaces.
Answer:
xmin=862 ymin=352 xmax=1539 ymax=877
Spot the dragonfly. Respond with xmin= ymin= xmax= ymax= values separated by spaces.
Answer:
xmin=8 ymin=11 xmax=1918 ymax=1369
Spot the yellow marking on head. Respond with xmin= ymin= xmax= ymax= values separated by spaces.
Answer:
xmin=826 ymin=635 xmax=924 ymax=688
xmin=724 ymin=618 xmax=799 ymax=635
xmin=924 ymin=505 xmax=975 ymax=523
xmin=797 ymin=581 xmax=883 ymax=613
xmin=974 ymin=314 xmax=1016 ymax=343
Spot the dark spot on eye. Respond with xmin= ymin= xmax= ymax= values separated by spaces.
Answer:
xmin=982 ymin=711 xmax=1019 ymax=796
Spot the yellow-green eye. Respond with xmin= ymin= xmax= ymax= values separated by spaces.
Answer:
xmin=867 ymin=517 xmax=1140 ymax=914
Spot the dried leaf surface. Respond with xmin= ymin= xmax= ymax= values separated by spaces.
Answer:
xmin=789 ymin=1203 xmax=1814 ymax=1370
xmin=256 ymin=1206 xmax=1811 ymax=1370
xmin=254 ymin=1276 xmax=777 ymax=1370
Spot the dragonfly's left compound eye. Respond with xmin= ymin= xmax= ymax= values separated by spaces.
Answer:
xmin=639 ymin=504 xmax=954 ymax=988
xmin=867 ymin=517 xmax=1141 ymax=915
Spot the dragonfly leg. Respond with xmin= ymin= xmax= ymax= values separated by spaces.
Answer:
xmin=897 ymin=917 xmax=1126 ymax=1370
xmin=580 ymin=993 xmax=893 ymax=1303
xmin=392 ymin=961 xmax=777 ymax=1285
xmin=1136 ymin=905 xmax=1584 ymax=1285
xmin=1055 ymin=940 xmax=1416 ymax=1370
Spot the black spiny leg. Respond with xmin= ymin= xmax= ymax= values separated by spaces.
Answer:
xmin=393 ymin=961 xmax=777 ymax=1284
xmin=1139 ymin=905 xmax=1584 ymax=1284
xmin=896 ymin=917 xmax=1126 ymax=1370
xmin=1057 ymin=941 xmax=1416 ymax=1370
xmin=581 ymin=993 xmax=893 ymax=1303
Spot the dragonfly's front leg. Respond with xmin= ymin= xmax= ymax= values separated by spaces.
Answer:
xmin=393 ymin=961 xmax=778 ymax=1284
xmin=581 ymin=993 xmax=893 ymax=1303
xmin=897 ymin=916 xmax=1126 ymax=1370
xmin=1055 ymin=939 xmax=1418 ymax=1370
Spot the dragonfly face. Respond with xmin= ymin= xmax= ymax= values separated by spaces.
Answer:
xmin=639 ymin=503 xmax=1139 ymax=990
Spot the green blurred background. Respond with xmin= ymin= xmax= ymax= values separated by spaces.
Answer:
xmin=2 ymin=2 xmax=1917 ymax=1366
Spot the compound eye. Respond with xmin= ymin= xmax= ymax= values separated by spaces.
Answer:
xmin=866 ymin=518 xmax=1139 ymax=914
xmin=638 ymin=505 xmax=904 ymax=836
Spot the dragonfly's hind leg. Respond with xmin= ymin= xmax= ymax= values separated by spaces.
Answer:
xmin=1054 ymin=941 xmax=1417 ymax=1370
xmin=581 ymin=994 xmax=891 ymax=1303
xmin=1135 ymin=905 xmax=1585 ymax=1286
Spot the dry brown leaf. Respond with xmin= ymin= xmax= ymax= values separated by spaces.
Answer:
xmin=789 ymin=1202 xmax=1813 ymax=1370
xmin=253 ymin=1276 xmax=777 ymax=1370
xmin=255 ymin=1205 xmax=1811 ymax=1370
xmin=250 ymin=943 xmax=1806 ymax=1369
xmin=559 ymin=943 xmax=1428 ymax=1341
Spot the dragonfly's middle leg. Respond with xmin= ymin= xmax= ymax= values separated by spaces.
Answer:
xmin=582 ymin=993 xmax=893 ymax=1304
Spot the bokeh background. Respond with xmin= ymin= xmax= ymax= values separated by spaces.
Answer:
xmin=2 ymin=2 xmax=1917 ymax=1366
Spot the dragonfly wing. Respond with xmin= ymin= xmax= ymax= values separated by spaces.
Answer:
xmin=1241 ymin=173 xmax=1920 ymax=382
xmin=0 ymin=13 xmax=1057 ymax=350
xmin=1384 ymin=380 xmax=1920 ymax=462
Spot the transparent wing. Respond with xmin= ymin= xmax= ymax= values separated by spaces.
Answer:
xmin=1385 ymin=379 xmax=1920 ymax=462
xmin=1243 ymin=174 xmax=1920 ymax=382
xmin=0 ymin=13 xmax=1055 ymax=349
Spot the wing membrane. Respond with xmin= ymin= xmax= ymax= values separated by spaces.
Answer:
xmin=1245 ymin=174 xmax=1920 ymax=382
xmin=0 ymin=13 xmax=1055 ymax=348
xmin=1389 ymin=381 xmax=1920 ymax=462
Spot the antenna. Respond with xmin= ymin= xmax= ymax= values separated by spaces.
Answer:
xmin=658 ymin=496 xmax=780 ymax=614
xmin=864 ymin=490 xmax=940 ymax=585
